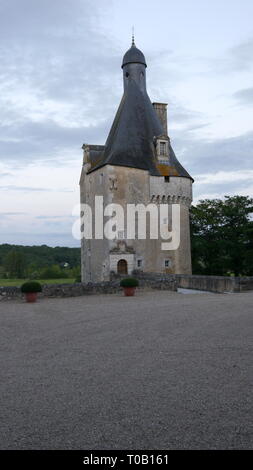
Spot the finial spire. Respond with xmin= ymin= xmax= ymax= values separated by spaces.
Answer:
xmin=131 ymin=26 xmax=135 ymax=46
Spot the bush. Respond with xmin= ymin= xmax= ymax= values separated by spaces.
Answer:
xmin=75 ymin=275 xmax=81 ymax=283
xmin=39 ymin=264 xmax=68 ymax=279
xmin=21 ymin=281 xmax=42 ymax=293
xmin=70 ymin=266 xmax=81 ymax=279
xmin=29 ymin=271 xmax=40 ymax=280
xmin=120 ymin=277 xmax=139 ymax=288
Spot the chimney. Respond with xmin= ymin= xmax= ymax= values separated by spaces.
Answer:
xmin=152 ymin=102 xmax=168 ymax=135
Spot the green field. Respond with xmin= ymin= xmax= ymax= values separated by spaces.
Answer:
xmin=0 ymin=279 xmax=75 ymax=287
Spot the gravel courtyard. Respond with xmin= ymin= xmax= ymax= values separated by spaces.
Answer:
xmin=0 ymin=290 xmax=252 ymax=450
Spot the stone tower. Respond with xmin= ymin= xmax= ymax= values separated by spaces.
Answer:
xmin=80 ymin=39 xmax=193 ymax=282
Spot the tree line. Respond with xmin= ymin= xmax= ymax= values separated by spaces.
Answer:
xmin=0 ymin=245 xmax=81 ymax=279
xmin=191 ymin=195 xmax=253 ymax=276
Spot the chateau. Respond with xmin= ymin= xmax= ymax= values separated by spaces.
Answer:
xmin=80 ymin=38 xmax=193 ymax=282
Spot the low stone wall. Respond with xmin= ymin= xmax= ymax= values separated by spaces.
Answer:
xmin=0 ymin=282 xmax=121 ymax=301
xmin=175 ymin=274 xmax=253 ymax=293
xmin=237 ymin=277 xmax=253 ymax=292
xmin=0 ymin=276 xmax=176 ymax=301
xmin=1 ymin=275 xmax=252 ymax=300
xmin=0 ymin=286 xmax=22 ymax=301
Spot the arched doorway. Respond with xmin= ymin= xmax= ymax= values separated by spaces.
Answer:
xmin=117 ymin=259 xmax=128 ymax=275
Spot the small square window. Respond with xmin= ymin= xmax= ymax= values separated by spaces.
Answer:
xmin=164 ymin=259 xmax=170 ymax=267
xmin=164 ymin=176 xmax=170 ymax=182
xmin=117 ymin=230 xmax=125 ymax=239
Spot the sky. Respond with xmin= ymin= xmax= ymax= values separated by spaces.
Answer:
xmin=0 ymin=0 xmax=253 ymax=247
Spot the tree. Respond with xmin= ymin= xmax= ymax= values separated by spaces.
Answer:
xmin=190 ymin=196 xmax=253 ymax=276
xmin=4 ymin=249 xmax=27 ymax=278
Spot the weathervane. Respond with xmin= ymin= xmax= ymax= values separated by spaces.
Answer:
xmin=132 ymin=26 xmax=135 ymax=46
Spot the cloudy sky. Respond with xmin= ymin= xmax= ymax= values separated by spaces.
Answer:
xmin=0 ymin=0 xmax=253 ymax=246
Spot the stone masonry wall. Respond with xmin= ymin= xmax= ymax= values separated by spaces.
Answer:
xmin=175 ymin=274 xmax=253 ymax=293
xmin=0 ymin=277 xmax=177 ymax=301
xmin=1 ymin=275 xmax=253 ymax=300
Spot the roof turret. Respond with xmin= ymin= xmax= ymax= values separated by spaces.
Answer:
xmin=122 ymin=39 xmax=147 ymax=68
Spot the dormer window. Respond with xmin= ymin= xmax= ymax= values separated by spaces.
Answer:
xmin=155 ymin=137 xmax=169 ymax=161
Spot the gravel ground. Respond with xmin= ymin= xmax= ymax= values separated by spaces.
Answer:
xmin=0 ymin=290 xmax=252 ymax=449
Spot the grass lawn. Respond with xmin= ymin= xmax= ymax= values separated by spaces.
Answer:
xmin=0 ymin=278 xmax=75 ymax=287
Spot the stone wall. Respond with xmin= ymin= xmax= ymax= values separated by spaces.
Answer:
xmin=175 ymin=274 xmax=253 ymax=293
xmin=0 ymin=276 xmax=176 ymax=301
xmin=0 ymin=286 xmax=22 ymax=301
xmin=1 ymin=274 xmax=252 ymax=300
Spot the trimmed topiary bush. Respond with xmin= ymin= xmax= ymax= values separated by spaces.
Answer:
xmin=120 ymin=277 xmax=139 ymax=288
xmin=21 ymin=281 xmax=42 ymax=293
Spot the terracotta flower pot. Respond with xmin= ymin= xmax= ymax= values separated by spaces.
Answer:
xmin=123 ymin=287 xmax=136 ymax=297
xmin=25 ymin=292 xmax=38 ymax=303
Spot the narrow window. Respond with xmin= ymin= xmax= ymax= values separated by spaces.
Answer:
xmin=137 ymin=259 xmax=142 ymax=268
xmin=164 ymin=176 xmax=170 ymax=183
xmin=164 ymin=259 xmax=170 ymax=268
xmin=160 ymin=142 xmax=166 ymax=156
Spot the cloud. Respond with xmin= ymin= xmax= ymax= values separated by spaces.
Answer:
xmin=168 ymin=103 xmax=205 ymax=125
xmin=0 ymin=186 xmax=51 ymax=192
xmin=233 ymin=87 xmax=253 ymax=105
xmin=173 ymin=130 xmax=253 ymax=175
xmin=0 ymin=119 xmax=112 ymax=164
xmin=193 ymin=171 xmax=253 ymax=201
xmin=228 ymin=38 xmax=253 ymax=72
xmin=0 ymin=185 xmax=73 ymax=192
xmin=0 ymin=232 xmax=79 ymax=247
xmin=0 ymin=0 xmax=121 ymax=164
xmin=36 ymin=215 xmax=74 ymax=219
xmin=196 ymin=170 xmax=253 ymax=185
xmin=207 ymin=37 xmax=253 ymax=76
xmin=0 ymin=212 xmax=28 ymax=216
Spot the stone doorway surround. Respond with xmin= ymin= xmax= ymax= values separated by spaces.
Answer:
xmin=109 ymin=253 xmax=135 ymax=275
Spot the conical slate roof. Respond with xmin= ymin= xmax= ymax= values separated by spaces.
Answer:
xmin=98 ymin=79 xmax=162 ymax=175
xmin=88 ymin=44 xmax=193 ymax=180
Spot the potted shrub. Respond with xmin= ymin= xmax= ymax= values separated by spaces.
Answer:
xmin=21 ymin=281 xmax=42 ymax=303
xmin=120 ymin=277 xmax=139 ymax=296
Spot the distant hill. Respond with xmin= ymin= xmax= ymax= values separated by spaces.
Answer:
xmin=0 ymin=244 xmax=81 ymax=268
